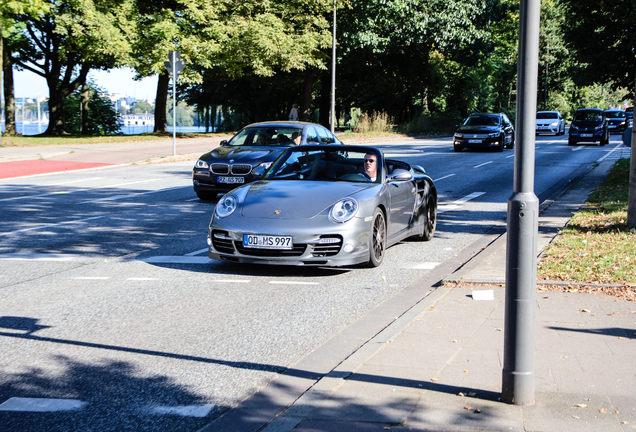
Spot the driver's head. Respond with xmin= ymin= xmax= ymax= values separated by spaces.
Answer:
xmin=364 ymin=153 xmax=377 ymax=179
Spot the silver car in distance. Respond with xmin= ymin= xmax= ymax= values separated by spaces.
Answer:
xmin=207 ymin=145 xmax=437 ymax=267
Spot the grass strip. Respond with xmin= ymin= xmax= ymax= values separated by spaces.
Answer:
xmin=538 ymin=158 xmax=636 ymax=287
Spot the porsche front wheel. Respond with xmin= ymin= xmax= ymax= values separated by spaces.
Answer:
xmin=367 ymin=208 xmax=386 ymax=267
xmin=422 ymin=197 xmax=437 ymax=241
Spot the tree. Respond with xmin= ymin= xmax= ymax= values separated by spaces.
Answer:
xmin=561 ymin=0 xmax=635 ymax=96
xmin=62 ymin=82 xmax=121 ymax=135
xmin=8 ymin=0 xmax=132 ymax=135
xmin=560 ymin=0 xmax=636 ymax=227
xmin=128 ymin=0 xmax=333 ymax=132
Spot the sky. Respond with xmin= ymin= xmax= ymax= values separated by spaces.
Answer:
xmin=14 ymin=68 xmax=159 ymax=100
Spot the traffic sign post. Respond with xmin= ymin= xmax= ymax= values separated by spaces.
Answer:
xmin=165 ymin=51 xmax=184 ymax=156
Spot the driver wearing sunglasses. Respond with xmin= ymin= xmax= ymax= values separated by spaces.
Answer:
xmin=363 ymin=153 xmax=378 ymax=181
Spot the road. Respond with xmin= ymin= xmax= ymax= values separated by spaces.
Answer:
xmin=0 ymin=132 xmax=628 ymax=431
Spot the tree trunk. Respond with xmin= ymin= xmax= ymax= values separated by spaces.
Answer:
xmin=154 ymin=73 xmax=169 ymax=132
xmin=44 ymin=85 xmax=68 ymax=135
xmin=3 ymin=44 xmax=18 ymax=136
xmin=300 ymin=70 xmax=316 ymax=122
xmin=80 ymin=83 xmax=90 ymax=134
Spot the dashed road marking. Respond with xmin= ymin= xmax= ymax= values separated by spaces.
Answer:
xmin=78 ymin=185 xmax=190 ymax=204
xmin=140 ymin=256 xmax=213 ymax=264
xmin=437 ymin=192 xmax=486 ymax=214
xmin=185 ymin=248 xmax=208 ymax=256
xmin=0 ymin=216 xmax=105 ymax=236
xmin=433 ymin=174 xmax=455 ymax=182
xmin=0 ymin=253 xmax=78 ymax=261
xmin=473 ymin=161 xmax=494 ymax=168
xmin=0 ymin=397 xmax=87 ymax=412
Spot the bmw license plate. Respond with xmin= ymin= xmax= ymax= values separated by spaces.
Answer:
xmin=243 ymin=234 xmax=293 ymax=249
xmin=467 ymin=139 xmax=482 ymax=143
xmin=580 ymin=134 xmax=593 ymax=138
xmin=218 ymin=176 xmax=244 ymax=184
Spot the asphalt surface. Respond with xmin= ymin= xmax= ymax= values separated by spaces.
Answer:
xmin=0 ymin=136 xmax=634 ymax=432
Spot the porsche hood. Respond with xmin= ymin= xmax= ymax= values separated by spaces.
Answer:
xmin=240 ymin=181 xmax=375 ymax=219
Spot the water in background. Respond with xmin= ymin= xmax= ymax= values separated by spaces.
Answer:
xmin=3 ymin=122 xmax=212 ymax=136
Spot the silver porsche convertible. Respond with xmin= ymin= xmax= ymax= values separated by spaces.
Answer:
xmin=206 ymin=145 xmax=437 ymax=267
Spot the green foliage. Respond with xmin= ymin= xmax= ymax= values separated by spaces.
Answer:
xmin=131 ymin=101 xmax=154 ymax=114
xmin=63 ymin=84 xmax=121 ymax=135
xmin=166 ymin=98 xmax=195 ymax=127
xmin=560 ymin=0 xmax=635 ymax=98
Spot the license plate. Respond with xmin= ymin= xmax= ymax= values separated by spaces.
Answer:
xmin=243 ymin=234 xmax=293 ymax=250
xmin=580 ymin=134 xmax=593 ymax=138
xmin=218 ymin=176 xmax=244 ymax=184
xmin=467 ymin=139 xmax=482 ymax=143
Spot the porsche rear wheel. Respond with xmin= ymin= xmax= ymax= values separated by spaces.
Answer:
xmin=422 ymin=197 xmax=437 ymax=241
xmin=368 ymin=208 xmax=386 ymax=267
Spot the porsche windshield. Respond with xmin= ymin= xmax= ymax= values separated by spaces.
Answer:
xmin=228 ymin=126 xmax=303 ymax=147
xmin=265 ymin=148 xmax=382 ymax=183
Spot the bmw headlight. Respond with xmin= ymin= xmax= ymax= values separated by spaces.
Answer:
xmin=454 ymin=133 xmax=463 ymax=138
xmin=330 ymin=198 xmax=358 ymax=223
xmin=195 ymin=159 xmax=209 ymax=169
xmin=215 ymin=194 xmax=238 ymax=218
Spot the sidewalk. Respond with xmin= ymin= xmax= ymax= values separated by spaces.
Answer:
xmin=204 ymin=155 xmax=636 ymax=432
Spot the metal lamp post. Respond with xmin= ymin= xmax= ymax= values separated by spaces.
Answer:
xmin=330 ymin=0 xmax=336 ymax=134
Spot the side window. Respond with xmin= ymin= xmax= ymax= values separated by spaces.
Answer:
xmin=306 ymin=127 xmax=320 ymax=144
xmin=316 ymin=127 xmax=330 ymax=144
xmin=323 ymin=127 xmax=337 ymax=144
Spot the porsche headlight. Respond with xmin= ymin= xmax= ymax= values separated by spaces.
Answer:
xmin=195 ymin=159 xmax=209 ymax=169
xmin=330 ymin=198 xmax=358 ymax=223
xmin=215 ymin=194 xmax=238 ymax=218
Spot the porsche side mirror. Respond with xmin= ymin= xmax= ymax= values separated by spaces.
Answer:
xmin=387 ymin=169 xmax=413 ymax=182
xmin=220 ymin=140 xmax=228 ymax=146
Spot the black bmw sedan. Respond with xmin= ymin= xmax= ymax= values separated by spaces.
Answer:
xmin=453 ymin=113 xmax=514 ymax=152
xmin=192 ymin=121 xmax=341 ymax=200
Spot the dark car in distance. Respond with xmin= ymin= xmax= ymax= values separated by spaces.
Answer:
xmin=568 ymin=108 xmax=609 ymax=146
xmin=192 ymin=121 xmax=342 ymax=200
xmin=605 ymin=110 xmax=628 ymax=133
xmin=453 ymin=113 xmax=514 ymax=152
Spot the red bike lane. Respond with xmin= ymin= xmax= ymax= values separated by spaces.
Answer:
xmin=0 ymin=160 xmax=115 ymax=179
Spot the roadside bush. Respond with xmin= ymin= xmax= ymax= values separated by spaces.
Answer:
xmin=402 ymin=108 xmax=462 ymax=135
xmin=353 ymin=111 xmax=394 ymax=133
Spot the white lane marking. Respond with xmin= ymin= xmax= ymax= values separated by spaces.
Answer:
xmin=403 ymin=262 xmax=440 ymax=270
xmin=148 ymin=404 xmax=214 ymax=418
xmin=596 ymin=143 xmax=624 ymax=163
xmin=473 ymin=161 xmax=494 ymax=168
xmin=71 ymin=277 xmax=110 ymax=280
xmin=437 ymin=192 xmax=486 ymax=214
xmin=127 ymin=277 xmax=159 ymax=281
xmin=506 ymin=154 xmax=515 ymax=158
xmin=140 ymin=256 xmax=213 ymax=264
xmin=186 ymin=198 xmax=200 ymax=201
xmin=0 ymin=398 xmax=87 ymax=412
xmin=185 ymin=248 xmax=208 ymax=256
xmin=0 ymin=188 xmax=91 ymax=202
xmin=0 ymin=216 xmax=104 ymax=236
xmin=269 ymin=281 xmax=320 ymax=285
xmin=572 ymin=146 xmax=584 ymax=152
xmin=433 ymin=174 xmax=455 ymax=182
xmin=0 ymin=178 xmax=163 ymax=202
xmin=79 ymin=186 xmax=190 ymax=204
xmin=0 ymin=254 xmax=77 ymax=261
